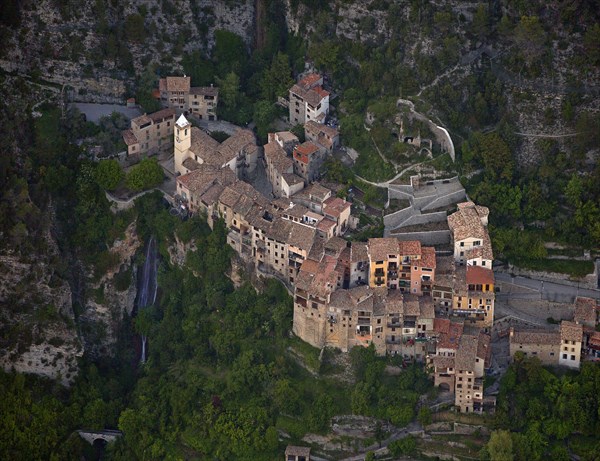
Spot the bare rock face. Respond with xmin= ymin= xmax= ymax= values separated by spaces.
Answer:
xmin=0 ymin=0 xmax=255 ymax=103
xmin=78 ymin=222 xmax=141 ymax=358
xmin=167 ymin=235 xmax=197 ymax=267
xmin=0 ymin=230 xmax=81 ymax=385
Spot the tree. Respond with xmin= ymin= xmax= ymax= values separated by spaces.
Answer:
xmin=125 ymin=14 xmax=146 ymax=43
xmin=485 ymin=430 xmax=514 ymax=461
xmin=126 ymin=158 xmax=164 ymax=191
xmin=471 ymin=4 xmax=490 ymax=39
xmin=417 ymin=406 xmax=432 ymax=426
xmin=260 ymin=52 xmax=294 ymax=101
xmin=95 ymin=160 xmax=124 ymax=191
xmin=514 ymin=16 xmax=546 ymax=65
xmin=389 ymin=436 xmax=416 ymax=456
xmin=583 ymin=23 xmax=600 ymax=66
xmin=216 ymin=72 xmax=241 ymax=112
xmin=253 ymin=100 xmax=276 ymax=142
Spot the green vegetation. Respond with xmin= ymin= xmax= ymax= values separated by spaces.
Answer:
xmin=125 ymin=158 xmax=164 ymax=192
xmin=481 ymin=356 xmax=600 ymax=461
xmin=95 ymin=159 xmax=124 ymax=191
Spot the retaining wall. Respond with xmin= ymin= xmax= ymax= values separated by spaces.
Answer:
xmin=390 ymin=230 xmax=451 ymax=246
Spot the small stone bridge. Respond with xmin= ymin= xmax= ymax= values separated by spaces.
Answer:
xmin=77 ymin=429 xmax=122 ymax=445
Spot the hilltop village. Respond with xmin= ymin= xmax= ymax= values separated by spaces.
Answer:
xmin=121 ymin=74 xmax=598 ymax=416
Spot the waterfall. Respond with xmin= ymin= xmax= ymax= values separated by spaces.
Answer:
xmin=136 ymin=236 xmax=158 ymax=363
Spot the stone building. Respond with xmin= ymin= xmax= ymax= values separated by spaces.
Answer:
xmin=158 ymin=76 xmax=218 ymax=119
xmin=173 ymin=114 xmax=258 ymax=178
xmin=428 ymin=325 xmax=491 ymax=413
xmin=509 ymin=320 xmax=584 ymax=369
xmin=264 ymin=132 xmax=304 ymax=198
xmin=292 ymin=141 xmax=327 ymax=183
xmin=448 ymin=202 xmax=492 ymax=267
xmin=289 ymin=73 xmax=330 ymax=125
xmin=367 ymin=238 xmax=436 ymax=295
xmin=452 ymin=265 xmax=495 ymax=331
xmin=122 ymin=108 xmax=175 ymax=158
xmin=304 ymin=120 xmax=339 ymax=153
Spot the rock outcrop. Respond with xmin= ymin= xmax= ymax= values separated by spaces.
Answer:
xmin=78 ymin=222 xmax=141 ymax=358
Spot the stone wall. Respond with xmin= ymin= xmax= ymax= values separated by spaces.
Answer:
xmin=392 ymin=230 xmax=451 ymax=246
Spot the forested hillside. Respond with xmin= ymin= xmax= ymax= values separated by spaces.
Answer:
xmin=0 ymin=1 xmax=599 ymax=459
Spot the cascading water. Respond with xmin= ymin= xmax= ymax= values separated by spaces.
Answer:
xmin=136 ymin=235 xmax=158 ymax=363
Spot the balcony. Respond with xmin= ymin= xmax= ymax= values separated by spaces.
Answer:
xmin=288 ymin=251 xmax=303 ymax=261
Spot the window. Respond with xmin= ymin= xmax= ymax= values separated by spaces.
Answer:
xmin=460 ymin=242 xmax=464 ymax=247
xmin=571 ymin=355 xmax=576 ymax=360
xmin=563 ymin=354 xmax=567 ymax=359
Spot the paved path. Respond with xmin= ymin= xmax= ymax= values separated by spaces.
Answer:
xmin=72 ymin=103 xmax=141 ymax=123
xmin=338 ymin=422 xmax=422 ymax=461
xmin=495 ymin=272 xmax=600 ymax=302
xmin=195 ymin=118 xmax=240 ymax=135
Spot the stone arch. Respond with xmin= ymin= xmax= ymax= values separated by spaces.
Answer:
xmin=439 ymin=382 xmax=450 ymax=392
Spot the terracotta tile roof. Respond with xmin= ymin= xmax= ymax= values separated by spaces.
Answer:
xmin=200 ymin=183 xmax=225 ymax=206
xmin=122 ymin=129 xmax=138 ymax=146
xmin=189 ymin=86 xmax=219 ymax=97
xmin=455 ymin=334 xmax=479 ymax=372
xmin=398 ymin=240 xmax=422 ymax=256
xmin=574 ymin=297 xmax=597 ymax=326
xmin=131 ymin=113 xmax=152 ymax=127
xmin=419 ymin=296 xmax=435 ymax=319
xmin=264 ymin=141 xmax=293 ymax=173
xmin=368 ymin=238 xmax=399 ymax=262
xmin=176 ymin=164 xmax=236 ymax=196
xmin=453 ymin=265 xmax=467 ymax=296
xmin=560 ymin=321 xmax=583 ymax=342
xmin=403 ymin=294 xmax=420 ymax=317
xmin=448 ymin=201 xmax=489 ymax=242
xmin=477 ymin=332 xmax=491 ymax=365
xmin=418 ymin=246 xmax=437 ymax=269
xmin=293 ymin=141 xmax=321 ymax=164
xmin=148 ymin=108 xmax=175 ymax=123
xmin=351 ymin=242 xmax=369 ymax=263
xmin=324 ymin=236 xmax=347 ymax=254
xmin=437 ymin=321 xmax=464 ymax=350
xmin=164 ymin=76 xmax=191 ymax=92
xmin=432 ymin=356 xmax=455 ymax=369
xmin=296 ymin=257 xmax=339 ymax=298
xmin=298 ymin=73 xmax=322 ymax=89
xmin=293 ymin=183 xmax=331 ymax=203
xmin=288 ymin=221 xmax=317 ymax=252
xmin=190 ymin=127 xmax=220 ymax=163
xmin=466 ymin=266 xmax=494 ymax=286
xmin=282 ymin=173 xmax=304 ymax=186
xmin=317 ymin=218 xmax=336 ymax=232
xmin=465 ymin=233 xmax=494 ymax=261
xmin=323 ymin=196 xmax=351 ymax=218
xmin=182 ymin=157 xmax=201 ymax=171
xmin=284 ymin=203 xmax=311 ymax=219
xmin=214 ymin=129 xmax=256 ymax=167
xmin=285 ymin=445 xmax=311 ymax=457
xmin=433 ymin=318 xmax=451 ymax=335
xmin=510 ymin=328 xmax=560 ymax=345
xmin=590 ymin=331 xmax=600 ymax=348
xmin=305 ymin=120 xmax=338 ymax=137
xmin=273 ymin=131 xmax=298 ymax=144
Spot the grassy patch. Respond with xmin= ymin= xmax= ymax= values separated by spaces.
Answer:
xmin=511 ymin=258 xmax=594 ymax=278
xmin=286 ymin=336 xmax=321 ymax=372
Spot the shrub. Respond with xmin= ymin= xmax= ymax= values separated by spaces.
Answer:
xmin=126 ymin=158 xmax=164 ymax=192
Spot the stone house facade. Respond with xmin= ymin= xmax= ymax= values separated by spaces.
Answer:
xmin=289 ymin=73 xmax=330 ymax=125
xmin=158 ymin=76 xmax=218 ymax=120
xmin=122 ymin=108 xmax=175 ymax=158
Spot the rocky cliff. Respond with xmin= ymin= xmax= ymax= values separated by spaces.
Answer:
xmin=0 ymin=223 xmax=82 ymax=385
xmin=78 ymin=222 xmax=141 ymax=358
xmin=0 ymin=0 xmax=255 ymax=102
